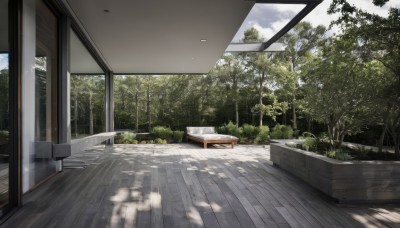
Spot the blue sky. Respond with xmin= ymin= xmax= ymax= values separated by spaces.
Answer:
xmin=232 ymin=0 xmax=400 ymax=42
xmin=0 ymin=54 xmax=8 ymax=70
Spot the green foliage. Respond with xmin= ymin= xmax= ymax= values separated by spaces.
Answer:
xmin=254 ymin=126 xmax=270 ymax=145
xmin=114 ymin=132 xmax=138 ymax=144
xmin=326 ymin=150 xmax=353 ymax=161
xmin=0 ymin=130 xmax=8 ymax=144
xmin=173 ymin=131 xmax=184 ymax=143
xmin=218 ymin=121 xmax=242 ymax=137
xmin=139 ymin=140 xmax=147 ymax=144
xmin=270 ymin=124 xmax=293 ymax=139
xmin=154 ymin=138 xmax=167 ymax=144
xmin=242 ymin=124 xmax=260 ymax=140
xmin=302 ymin=137 xmax=318 ymax=152
xmin=152 ymin=126 xmax=173 ymax=140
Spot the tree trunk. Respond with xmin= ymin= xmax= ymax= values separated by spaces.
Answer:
xmin=393 ymin=134 xmax=399 ymax=159
xmin=147 ymin=82 xmax=151 ymax=132
xmin=291 ymin=61 xmax=297 ymax=130
xmin=259 ymin=72 xmax=265 ymax=126
xmin=378 ymin=125 xmax=387 ymax=153
xmin=74 ymin=90 xmax=78 ymax=138
xmin=378 ymin=106 xmax=391 ymax=153
xmin=235 ymin=100 xmax=239 ymax=128
xmin=89 ymin=92 xmax=93 ymax=135
xmin=135 ymin=91 xmax=139 ymax=133
xmin=292 ymin=95 xmax=297 ymax=130
xmin=135 ymin=76 xmax=139 ymax=133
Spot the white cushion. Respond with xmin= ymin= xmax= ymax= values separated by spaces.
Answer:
xmin=188 ymin=133 xmax=238 ymax=141
xmin=186 ymin=127 xmax=215 ymax=134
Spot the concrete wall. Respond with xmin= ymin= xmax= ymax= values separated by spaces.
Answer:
xmin=270 ymin=143 xmax=400 ymax=202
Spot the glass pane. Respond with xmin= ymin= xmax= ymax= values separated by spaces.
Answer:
xmin=0 ymin=0 xmax=9 ymax=209
xmin=70 ymin=75 xmax=105 ymax=139
xmin=70 ymin=30 xmax=105 ymax=139
xmin=33 ymin=0 xmax=58 ymax=183
xmin=232 ymin=3 xmax=306 ymax=42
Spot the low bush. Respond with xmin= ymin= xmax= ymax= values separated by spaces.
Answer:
xmin=152 ymin=126 xmax=173 ymax=140
xmin=270 ymin=124 xmax=294 ymax=139
xmin=154 ymin=138 xmax=167 ymax=144
xmin=254 ymin=126 xmax=270 ymax=145
xmin=139 ymin=140 xmax=147 ymax=144
xmin=0 ymin=130 xmax=9 ymax=143
xmin=326 ymin=150 xmax=353 ymax=161
xmin=173 ymin=130 xmax=184 ymax=143
xmin=218 ymin=121 xmax=242 ymax=137
xmin=115 ymin=132 xmax=137 ymax=144
xmin=242 ymin=124 xmax=260 ymax=141
xmin=302 ymin=137 xmax=318 ymax=151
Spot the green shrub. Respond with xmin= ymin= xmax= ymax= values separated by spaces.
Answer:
xmin=302 ymin=137 xmax=318 ymax=151
xmin=173 ymin=131 xmax=184 ymax=143
xmin=270 ymin=124 xmax=293 ymax=139
xmin=139 ymin=140 xmax=147 ymax=144
xmin=154 ymin=138 xmax=167 ymax=144
xmin=0 ymin=130 xmax=9 ymax=143
xmin=148 ymin=140 xmax=154 ymax=144
xmin=115 ymin=132 xmax=137 ymax=144
xmin=242 ymin=124 xmax=260 ymax=141
xmin=254 ymin=126 xmax=270 ymax=145
xmin=152 ymin=126 xmax=173 ymax=140
xmin=218 ymin=121 xmax=242 ymax=137
xmin=122 ymin=132 xmax=137 ymax=144
xmin=326 ymin=150 xmax=353 ymax=161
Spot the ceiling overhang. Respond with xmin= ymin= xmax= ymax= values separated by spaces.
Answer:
xmin=62 ymin=0 xmax=322 ymax=74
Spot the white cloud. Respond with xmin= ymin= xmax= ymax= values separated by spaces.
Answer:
xmin=232 ymin=0 xmax=400 ymax=42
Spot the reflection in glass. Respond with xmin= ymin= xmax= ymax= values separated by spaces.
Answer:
xmin=71 ymin=75 xmax=105 ymax=139
xmin=0 ymin=0 xmax=9 ymax=209
xmin=69 ymin=29 xmax=105 ymax=139
xmin=33 ymin=0 xmax=58 ymax=184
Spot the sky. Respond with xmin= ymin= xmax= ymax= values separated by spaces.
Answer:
xmin=232 ymin=0 xmax=400 ymax=42
xmin=0 ymin=54 xmax=7 ymax=70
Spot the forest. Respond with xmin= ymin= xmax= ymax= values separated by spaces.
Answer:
xmin=69 ymin=1 xmax=399 ymax=157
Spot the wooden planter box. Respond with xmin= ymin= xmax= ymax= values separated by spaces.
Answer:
xmin=270 ymin=143 xmax=400 ymax=203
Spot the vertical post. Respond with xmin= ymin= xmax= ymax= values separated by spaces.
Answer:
xmin=57 ymin=15 xmax=70 ymax=172
xmin=9 ymin=0 xmax=23 ymax=208
xmin=58 ymin=15 xmax=70 ymax=145
xmin=105 ymin=71 xmax=114 ymax=145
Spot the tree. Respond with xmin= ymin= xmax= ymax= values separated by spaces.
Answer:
xmin=329 ymin=1 xmax=400 ymax=156
xmin=215 ymin=55 xmax=247 ymax=127
xmin=276 ymin=22 xmax=326 ymax=131
xmin=242 ymin=28 xmax=275 ymax=126
xmin=302 ymin=38 xmax=378 ymax=148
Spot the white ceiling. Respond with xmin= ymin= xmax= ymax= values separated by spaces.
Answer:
xmin=66 ymin=0 xmax=255 ymax=74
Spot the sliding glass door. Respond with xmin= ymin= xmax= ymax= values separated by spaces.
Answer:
xmin=0 ymin=0 xmax=10 ymax=213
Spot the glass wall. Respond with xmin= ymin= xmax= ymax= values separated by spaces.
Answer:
xmin=70 ymin=30 xmax=105 ymax=139
xmin=0 ymin=0 xmax=9 ymax=209
xmin=32 ymin=0 xmax=58 ymax=184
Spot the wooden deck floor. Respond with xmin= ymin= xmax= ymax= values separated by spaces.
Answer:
xmin=3 ymin=144 xmax=400 ymax=228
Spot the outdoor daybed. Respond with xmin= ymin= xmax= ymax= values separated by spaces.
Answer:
xmin=186 ymin=127 xmax=238 ymax=149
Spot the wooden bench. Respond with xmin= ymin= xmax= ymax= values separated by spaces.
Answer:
xmin=186 ymin=127 xmax=238 ymax=149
